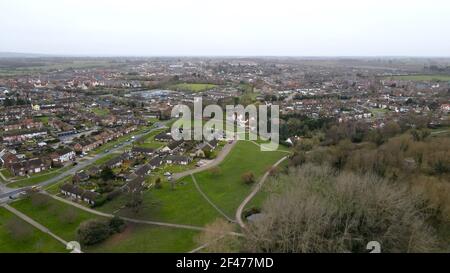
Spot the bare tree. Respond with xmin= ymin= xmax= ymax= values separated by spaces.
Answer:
xmin=243 ymin=164 xmax=438 ymax=253
xmin=195 ymin=218 xmax=240 ymax=253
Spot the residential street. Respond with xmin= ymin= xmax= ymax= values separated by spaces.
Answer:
xmin=0 ymin=123 xmax=168 ymax=203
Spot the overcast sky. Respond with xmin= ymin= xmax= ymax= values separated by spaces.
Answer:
xmin=1 ymin=0 xmax=449 ymax=56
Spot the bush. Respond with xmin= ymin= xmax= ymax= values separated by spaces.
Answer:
xmin=154 ymin=177 xmax=162 ymax=189
xmin=109 ymin=216 xmax=126 ymax=233
xmin=77 ymin=219 xmax=111 ymax=246
xmin=106 ymin=189 xmax=122 ymax=201
xmin=241 ymin=171 xmax=255 ymax=185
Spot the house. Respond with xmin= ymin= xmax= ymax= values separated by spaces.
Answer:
xmin=73 ymin=138 xmax=100 ymax=153
xmin=135 ymin=164 xmax=152 ymax=177
xmin=131 ymin=147 xmax=155 ymax=156
xmin=0 ymin=151 xmax=18 ymax=168
xmin=87 ymin=166 xmax=101 ymax=176
xmin=60 ymin=183 xmax=99 ymax=205
xmin=160 ymin=140 xmax=183 ymax=153
xmin=154 ymin=131 xmax=173 ymax=142
xmin=165 ymin=155 xmax=191 ymax=165
xmin=50 ymin=148 xmax=75 ymax=165
xmin=148 ymin=157 xmax=164 ymax=169
xmin=123 ymin=176 xmax=146 ymax=193
xmin=194 ymin=139 xmax=218 ymax=158
xmin=9 ymin=158 xmax=50 ymax=176
xmin=104 ymin=156 xmax=124 ymax=169
xmin=73 ymin=171 xmax=90 ymax=183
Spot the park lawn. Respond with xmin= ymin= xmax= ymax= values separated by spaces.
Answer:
xmin=0 ymin=207 xmax=66 ymax=253
xmin=92 ymin=153 xmax=117 ymax=166
xmin=192 ymin=140 xmax=287 ymax=216
xmin=1 ymin=168 xmax=13 ymax=179
xmin=137 ymin=142 xmax=165 ymax=149
xmin=99 ymin=175 xmax=224 ymax=227
xmin=7 ymin=166 xmax=72 ymax=188
xmin=387 ymin=74 xmax=450 ymax=82
xmin=170 ymin=83 xmax=217 ymax=93
xmin=86 ymin=223 xmax=199 ymax=253
xmin=91 ymin=107 xmax=110 ymax=117
xmin=35 ymin=116 xmax=50 ymax=124
xmin=10 ymin=195 xmax=103 ymax=241
xmin=243 ymin=157 xmax=290 ymax=212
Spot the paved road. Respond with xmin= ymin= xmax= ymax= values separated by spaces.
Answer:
xmin=2 ymin=204 xmax=69 ymax=248
xmin=235 ymin=156 xmax=289 ymax=229
xmin=0 ymin=123 xmax=168 ymax=203
xmin=172 ymin=140 xmax=237 ymax=180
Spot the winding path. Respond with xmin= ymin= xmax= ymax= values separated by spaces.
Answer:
xmin=235 ymin=156 xmax=289 ymax=229
xmin=191 ymin=174 xmax=236 ymax=223
xmin=2 ymin=204 xmax=70 ymax=249
xmin=44 ymin=192 xmax=243 ymax=236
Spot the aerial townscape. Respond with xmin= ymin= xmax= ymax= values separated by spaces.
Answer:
xmin=0 ymin=57 xmax=449 ymax=253
xmin=1 ymin=0 xmax=450 ymax=260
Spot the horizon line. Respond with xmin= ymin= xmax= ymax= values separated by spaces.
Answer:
xmin=2 ymin=51 xmax=450 ymax=59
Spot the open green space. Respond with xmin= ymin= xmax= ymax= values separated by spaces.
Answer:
xmin=169 ymin=83 xmax=217 ymax=93
xmin=11 ymin=195 xmax=102 ymax=241
xmin=35 ymin=116 xmax=50 ymax=124
xmin=386 ymin=74 xmax=450 ymax=82
xmin=0 ymin=207 xmax=66 ymax=253
xmin=1 ymin=168 xmax=13 ymax=179
xmin=91 ymin=107 xmax=110 ymax=117
xmin=98 ymin=175 xmax=223 ymax=226
xmin=86 ymin=224 xmax=199 ymax=253
xmin=192 ymin=141 xmax=287 ymax=216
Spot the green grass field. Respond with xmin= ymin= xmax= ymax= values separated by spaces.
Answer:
xmin=35 ymin=116 xmax=50 ymax=124
xmin=11 ymin=195 xmax=102 ymax=241
xmin=98 ymin=175 xmax=223 ymax=226
xmin=91 ymin=107 xmax=110 ymax=117
xmin=169 ymin=83 xmax=217 ymax=93
xmin=86 ymin=224 xmax=199 ymax=253
xmin=0 ymin=207 xmax=66 ymax=253
xmin=387 ymin=74 xmax=450 ymax=81
xmin=192 ymin=141 xmax=287 ymax=216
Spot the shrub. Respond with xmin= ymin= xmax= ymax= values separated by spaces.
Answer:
xmin=77 ymin=219 xmax=111 ymax=246
xmin=109 ymin=216 xmax=126 ymax=233
xmin=241 ymin=171 xmax=255 ymax=185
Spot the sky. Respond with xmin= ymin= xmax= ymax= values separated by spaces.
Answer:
xmin=1 ymin=0 xmax=450 ymax=57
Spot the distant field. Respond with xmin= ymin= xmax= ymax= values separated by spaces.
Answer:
xmin=386 ymin=74 xmax=450 ymax=81
xmin=169 ymin=83 xmax=217 ymax=93
xmin=0 ymin=60 xmax=121 ymax=77
xmin=0 ymin=207 xmax=65 ymax=253
xmin=91 ymin=107 xmax=110 ymax=117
